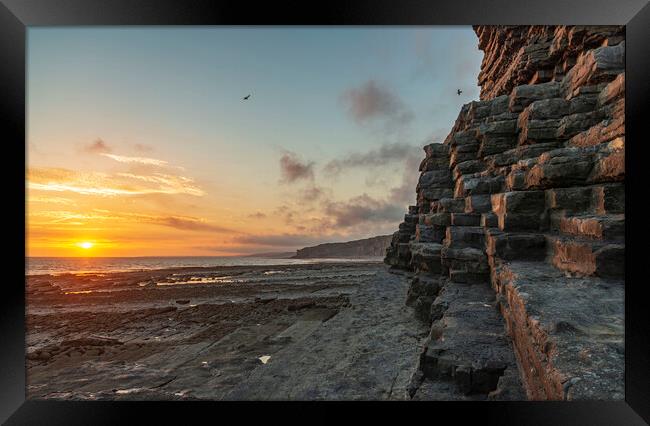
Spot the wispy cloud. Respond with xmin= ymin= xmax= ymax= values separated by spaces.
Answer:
xmin=101 ymin=153 xmax=169 ymax=167
xmin=232 ymin=233 xmax=338 ymax=247
xmin=116 ymin=172 xmax=198 ymax=190
xmin=323 ymin=142 xmax=420 ymax=176
xmin=324 ymin=194 xmax=404 ymax=227
xmin=82 ymin=138 xmax=112 ymax=154
xmin=193 ymin=244 xmax=303 ymax=255
xmin=27 ymin=167 xmax=204 ymax=197
xmin=28 ymin=195 xmax=74 ymax=205
xmin=279 ymin=151 xmax=314 ymax=183
xmin=300 ymin=185 xmax=327 ymax=202
xmin=340 ymin=80 xmax=414 ymax=130
xmin=29 ymin=209 xmax=233 ymax=233
xmin=30 ymin=210 xmax=116 ymax=224
xmin=387 ymin=153 xmax=422 ymax=205
xmin=247 ymin=212 xmax=267 ymax=219
xmin=133 ymin=143 xmax=154 ymax=153
xmin=141 ymin=214 xmax=232 ymax=232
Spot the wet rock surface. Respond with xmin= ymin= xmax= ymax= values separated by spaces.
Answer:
xmin=26 ymin=262 xmax=428 ymax=400
xmin=224 ymin=268 xmax=428 ymax=400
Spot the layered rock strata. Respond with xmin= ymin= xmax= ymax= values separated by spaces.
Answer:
xmin=385 ymin=25 xmax=625 ymax=400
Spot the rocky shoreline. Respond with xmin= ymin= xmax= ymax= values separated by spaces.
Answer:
xmin=27 ymin=261 xmax=431 ymax=400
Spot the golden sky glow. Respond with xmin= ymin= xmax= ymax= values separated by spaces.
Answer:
xmin=25 ymin=148 xmax=370 ymax=257
xmin=26 ymin=27 xmax=482 ymax=257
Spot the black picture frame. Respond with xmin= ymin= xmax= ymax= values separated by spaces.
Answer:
xmin=2 ymin=0 xmax=649 ymax=424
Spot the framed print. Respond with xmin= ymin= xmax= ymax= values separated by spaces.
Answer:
xmin=1 ymin=0 xmax=649 ymax=424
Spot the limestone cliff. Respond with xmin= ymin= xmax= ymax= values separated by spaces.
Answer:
xmin=294 ymin=235 xmax=392 ymax=258
xmin=385 ymin=26 xmax=624 ymax=401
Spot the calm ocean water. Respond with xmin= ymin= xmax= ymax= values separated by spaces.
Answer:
xmin=26 ymin=256 xmax=383 ymax=276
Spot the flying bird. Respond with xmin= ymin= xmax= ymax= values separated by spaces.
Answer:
xmin=457 ymin=89 xmax=463 ymax=96
xmin=243 ymin=94 xmax=251 ymax=100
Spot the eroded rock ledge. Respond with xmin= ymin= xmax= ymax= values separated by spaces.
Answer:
xmin=385 ymin=25 xmax=624 ymax=401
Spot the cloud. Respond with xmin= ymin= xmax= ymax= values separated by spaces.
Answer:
xmin=29 ymin=210 xmax=116 ymax=224
xmin=340 ymin=80 xmax=414 ymax=129
xmin=29 ymin=209 xmax=233 ymax=233
xmin=279 ymin=151 xmax=314 ymax=183
xmin=80 ymin=138 xmax=170 ymax=168
xmin=79 ymin=139 xmax=166 ymax=164
xmin=101 ymin=153 xmax=169 ymax=167
xmin=387 ymin=153 xmax=422 ymax=205
xmin=116 ymin=173 xmax=199 ymax=193
xmin=27 ymin=167 xmax=204 ymax=197
xmin=28 ymin=195 xmax=74 ymax=205
xmin=232 ymin=233 xmax=338 ymax=247
xmin=270 ymin=205 xmax=301 ymax=226
xmin=270 ymin=145 xmax=422 ymax=237
xmin=324 ymin=194 xmax=404 ymax=228
xmin=268 ymin=142 xmax=425 ymax=240
xmin=192 ymin=245 xmax=293 ymax=255
xmin=300 ymin=185 xmax=326 ymax=202
xmin=247 ymin=212 xmax=267 ymax=219
xmin=133 ymin=143 xmax=154 ymax=153
xmin=323 ymin=143 xmax=421 ymax=176
xmin=83 ymin=138 xmax=112 ymax=154
xmin=143 ymin=215 xmax=232 ymax=233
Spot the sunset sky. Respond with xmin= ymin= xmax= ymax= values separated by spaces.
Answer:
xmin=27 ymin=27 xmax=482 ymax=257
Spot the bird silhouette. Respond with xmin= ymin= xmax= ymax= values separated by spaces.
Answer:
xmin=243 ymin=94 xmax=251 ymax=100
xmin=457 ymin=89 xmax=463 ymax=96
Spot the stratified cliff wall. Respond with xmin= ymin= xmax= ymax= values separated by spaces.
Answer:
xmin=295 ymin=235 xmax=392 ymax=258
xmin=386 ymin=26 xmax=625 ymax=401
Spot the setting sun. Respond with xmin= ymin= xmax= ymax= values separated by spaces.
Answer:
xmin=77 ymin=242 xmax=93 ymax=250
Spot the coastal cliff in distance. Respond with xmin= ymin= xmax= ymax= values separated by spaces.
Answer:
xmin=293 ymin=235 xmax=392 ymax=259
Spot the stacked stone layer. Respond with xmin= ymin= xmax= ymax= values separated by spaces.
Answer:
xmin=385 ymin=25 xmax=624 ymax=400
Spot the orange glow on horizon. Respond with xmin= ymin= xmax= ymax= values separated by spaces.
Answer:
xmin=25 ymin=145 xmax=383 ymax=258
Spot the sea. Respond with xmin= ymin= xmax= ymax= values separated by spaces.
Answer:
xmin=25 ymin=256 xmax=384 ymax=276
